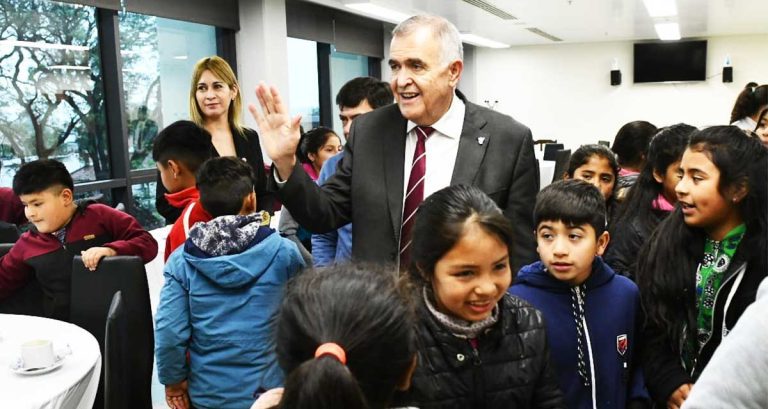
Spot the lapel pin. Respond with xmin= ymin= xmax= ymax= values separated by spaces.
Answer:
xmin=477 ymin=136 xmax=486 ymax=145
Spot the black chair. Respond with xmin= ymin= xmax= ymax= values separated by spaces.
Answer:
xmin=70 ymin=256 xmax=153 ymax=409
xmin=552 ymin=149 xmax=572 ymax=183
xmin=104 ymin=291 xmax=127 ymax=409
xmin=0 ymin=243 xmax=45 ymax=316
xmin=598 ymin=140 xmax=611 ymax=147
xmin=0 ymin=221 xmax=20 ymax=243
xmin=543 ymin=143 xmax=565 ymax=161
xmin=533 ymin=138 xmax=558 ymax=151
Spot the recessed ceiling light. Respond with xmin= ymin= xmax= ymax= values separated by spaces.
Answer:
xmin=460 ymin=33 xmax=510 ymax=49
xmin=654 ymin=22 xmax=681 ymax=40
xmin=345 ymin=2 xmax=411 ymax=24
xmin=643 ymin=0 xmax=678 ymax=17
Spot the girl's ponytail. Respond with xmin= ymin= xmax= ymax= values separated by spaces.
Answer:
xmin=280 ymin=352 xmax=368 ymax=409
xmin=275 ymin=266 xmax=417 ymax=409
xmin=730 ymin=82 xmax=766 ymax=123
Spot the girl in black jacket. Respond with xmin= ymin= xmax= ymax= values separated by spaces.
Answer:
xmin=605 ymin=124 xmax=697 ymax=279
xmin=393 ymin=184 xmax=565 ymax=409
xmin=636 ymin=126 xmax=768 ymax=408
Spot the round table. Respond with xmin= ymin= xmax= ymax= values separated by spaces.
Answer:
xmin=0 ymin=314 xmax=101 ymax=409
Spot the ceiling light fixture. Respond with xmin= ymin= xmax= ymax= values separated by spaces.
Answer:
xmin=654 ymin=22 xmax=681 ymax=40
xmin=643 ymin=0 xmax=677 ymax=17
xmin=460 ymin=33 xmax=510 ymax=49
xmin=344 ymin=2 xmax=411 ymax=24
xmin=0 ymin=40 xmax=89 ymax=52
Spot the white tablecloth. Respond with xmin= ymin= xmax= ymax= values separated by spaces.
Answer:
xmin=0 ymin=314 xmax=101 ymax=409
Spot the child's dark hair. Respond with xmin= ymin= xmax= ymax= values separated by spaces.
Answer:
xmin=12 ymin=159 xmax=74 ymax=196
xmin=196 ymin=157 xmax=254 ymax=218
xmin=335 ymin=77 xmax=394 ymax=110
xmin=535 ymin=179 xmax=607 ymax=237
xmin=610 ymin=121 xmax=657 ymax=168
xmin=276 ymin=265 xmax=416 ymax=409
xmin=566 ymin=144 xmax=620 ymax=179
xmin=637 ymin=125 xmax=768 ymax=354
xmin=297 ymin=127 xmax=339 ymax=164
xmin=730 ymin=82 xmax=768 ymax=124
xmin=151 ymin=120 xmax=212 ymax=173
xmin=409 ymin=184 xmax=513 ymax=284
xmin=615 ymin=123 xmax=697 ymax=231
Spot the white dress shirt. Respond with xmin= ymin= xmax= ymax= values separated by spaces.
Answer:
xmin=403 ymin=93 xmax=465 ymax=205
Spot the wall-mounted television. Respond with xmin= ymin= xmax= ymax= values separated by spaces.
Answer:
xmin=633 ymin=40 xmax=707 ymax=83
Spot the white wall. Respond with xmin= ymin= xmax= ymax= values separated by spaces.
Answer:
xmin=474 ymin=34 xmax=768 ymax=150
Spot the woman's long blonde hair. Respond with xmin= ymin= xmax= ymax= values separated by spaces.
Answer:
xmin=189 ymin=56 xmax=244 ymax=136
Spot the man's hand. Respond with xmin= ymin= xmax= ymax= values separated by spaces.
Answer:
xmin=248 ymin=83 xmax=302 ymax=180
xmin=80 ymin=247 xmax=117 ymax=271
xmin=165 ymin=381 xmax=190 ymax=409
xmin=667 ymin=383 xmax=693 ymax=409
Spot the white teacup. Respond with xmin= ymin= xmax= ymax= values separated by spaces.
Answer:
xmin=21 ymin=339 xmax=55 ymax=369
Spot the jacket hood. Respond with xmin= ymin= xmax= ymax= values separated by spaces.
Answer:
xmin=182 ymin=212 xmax=278 ymax=288
xmin=165 ymin=186 xmax=199 ymax=209
xmin=515 ymin=257 xmax=615 ymax=293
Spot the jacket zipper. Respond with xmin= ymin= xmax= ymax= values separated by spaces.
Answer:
xmin=575 ymin=286 xmax=598 ymax=409
xmin=469 ymin=339 xmax=485 ymax=408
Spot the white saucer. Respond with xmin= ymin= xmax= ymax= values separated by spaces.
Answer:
xmin=10 ymin=355 xmax=66 ymax=376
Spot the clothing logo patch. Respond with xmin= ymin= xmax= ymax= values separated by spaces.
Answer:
xmin=616 ymin=334 xmax=628 ymax=356
xmin=84 ymin=234 xmax=95 ymax=240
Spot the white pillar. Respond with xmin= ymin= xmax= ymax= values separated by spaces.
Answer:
xmin=236 ymin=0 xmax=290 ymax=134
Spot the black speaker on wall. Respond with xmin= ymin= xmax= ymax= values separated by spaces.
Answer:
xmin=610 ymin=69 xmax=622 ymax=86
xmin=722 ymin=66 xmax=733 ymax=83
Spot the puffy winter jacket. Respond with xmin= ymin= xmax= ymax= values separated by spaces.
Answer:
xmin=394 ymin=293 xmax=565 ymax=409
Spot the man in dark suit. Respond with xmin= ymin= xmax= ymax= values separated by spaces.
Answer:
xmin=251 ymin=15 xmax=538 ymax=272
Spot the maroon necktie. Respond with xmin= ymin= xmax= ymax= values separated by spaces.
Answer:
xmin=399 ymin=126 xmax=434 ymax=268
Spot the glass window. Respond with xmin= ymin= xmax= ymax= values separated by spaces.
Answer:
xmin=119 ymin=12 xmax=217 ymax=170
xmin=287 ymin=38 xmax=320 ymax=132
xmin=131 ymin=182 xmax=164 ymax=230
xmin=0 ymin=0 xmax=109 ymax=186
xmin=330 ymin=49 xmax=370 ymax=140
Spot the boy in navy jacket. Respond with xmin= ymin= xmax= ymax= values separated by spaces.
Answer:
xmin=0 ymin=159 xmax=158 ymax=319
xmin=509 ymin=180 xmax=649 ymax=409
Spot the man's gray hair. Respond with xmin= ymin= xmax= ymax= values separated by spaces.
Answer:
xmin=392 ymin=15 xmax=463 ymax=65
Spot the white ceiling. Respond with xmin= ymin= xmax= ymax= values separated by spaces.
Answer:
xmin=304 ymin=0 xmax=768 ymax=46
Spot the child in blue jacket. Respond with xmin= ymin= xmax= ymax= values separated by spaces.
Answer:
xmin=155 ymin=157 xmax=304 ymax=409
xmin=509 ymin=180 xmax=650 ymax=409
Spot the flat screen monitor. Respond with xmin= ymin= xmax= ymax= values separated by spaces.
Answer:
xmin=633 ymin=40 xmax=707 ymax=83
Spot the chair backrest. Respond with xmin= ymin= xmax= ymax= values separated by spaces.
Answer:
xmin=0 ymin=221 xmax=20 ymax=243
xmin=543 ymin=143 xmax=565 ymax=161
xmin=0 ymin=243 xmax=45 ymax=316
xmin=104 ymin=291 xmax=127 ymax=409
xmin=533 ymin=138 xmax=558 ymax=151
xmin=70 ymin=256 xmax=153 ymax=409
xmin=598 ymin=140 xmax=611 ymax=147
xmin=552 ymin=149 xmax=572 ymax=183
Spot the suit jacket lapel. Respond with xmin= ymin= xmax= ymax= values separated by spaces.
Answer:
xmin=451 ymin=101 xmax=489 ymax=185
xmin=385 ymin=111 xmax=408 ymax=239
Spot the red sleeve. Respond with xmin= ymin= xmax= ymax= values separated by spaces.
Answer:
xmin=0 ymin=241 xmax=34 ymax=300
xmin=96 ymin=205 xmax=159 ymax=263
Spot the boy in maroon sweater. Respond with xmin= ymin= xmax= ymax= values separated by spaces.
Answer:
xmin=0 ymin=159 xmax=158 ymax=319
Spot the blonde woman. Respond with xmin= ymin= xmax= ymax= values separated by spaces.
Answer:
xmin=155 ymin=56 xmax=273 ymax=224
